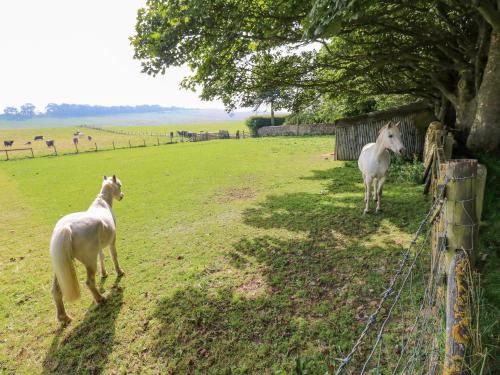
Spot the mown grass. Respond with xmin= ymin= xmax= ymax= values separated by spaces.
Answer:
xmin=0 ymin=135 xmax=432 ymax=374
xmin=0 ymin=121 xmax=247 ymax=160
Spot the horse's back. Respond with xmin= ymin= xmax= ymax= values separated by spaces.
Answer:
xmin=54 ymin=210 xmax=113 ymax=247
xmin=358 ymin=143 xmax=390 ymax=179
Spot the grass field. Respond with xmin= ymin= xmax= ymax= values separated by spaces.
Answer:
xmin=0 ymin=134 xmax=437 ymax=374
xmin=0 ymin=121 xmax=247 ymax=160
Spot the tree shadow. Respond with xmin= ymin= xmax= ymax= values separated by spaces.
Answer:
xmin=42 ymin=278 xmax=124 ymax=375
xmin=150 ymin=165 xmax=428 ymax=373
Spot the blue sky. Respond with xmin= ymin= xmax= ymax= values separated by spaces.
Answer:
xmin=0 ymin=0 xmax=224 ymax=111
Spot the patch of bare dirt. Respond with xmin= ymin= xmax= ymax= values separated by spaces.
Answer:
xmin=236 ymin=275 xmax=266 ymax=298
xmin=213 ymin=187 xmax=256 ymax=203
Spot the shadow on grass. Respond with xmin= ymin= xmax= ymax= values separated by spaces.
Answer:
xmin=42 ymin=278 xmax=124 ymax=375
xmin=150 ymin=165 xmax=429 ymax=373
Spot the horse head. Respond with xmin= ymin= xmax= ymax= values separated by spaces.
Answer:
xmin=380 ymin=122 xmax=405 ymax=155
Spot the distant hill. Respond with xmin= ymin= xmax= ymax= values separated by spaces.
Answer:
xmin=0 ymin=108 xmax=253 ymax=129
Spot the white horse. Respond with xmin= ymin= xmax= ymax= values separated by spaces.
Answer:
xmin=50 ymin=175 xmax=125 ymax=324
xmin=358 ymin=122 xmax=405 ymax=214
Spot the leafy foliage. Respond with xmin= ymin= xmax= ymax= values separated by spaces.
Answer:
xmin=132 ymin=0 xmax=500 ymax=150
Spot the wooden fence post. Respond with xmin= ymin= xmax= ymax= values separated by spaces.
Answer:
xmin=157 ymin=137 xmax=160 ymax=146
xmin=95 ymin=143 xmax=98 ymax=152
xmin=112 ymin=141 xmax=115 ymax=150
xmin=129 ymin=140 xmax=131 ymax=148
xmin=442 ymin=159 xmax=478 ymax=375
xmin=5 ymin=150 xmax=8 ymax=160
xmin=475 ymin=164 xmax=487 ymax=221
xmin=30 ymin=148 xmax=34 ymax=158
xmin=143 ymin=139 xmax=146 ymax=147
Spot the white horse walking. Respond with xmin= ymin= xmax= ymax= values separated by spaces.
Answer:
xmin=358 ymin=122 xmax=405 ymax=214
xmin=50 ymin=175 xmax=125 ymax=324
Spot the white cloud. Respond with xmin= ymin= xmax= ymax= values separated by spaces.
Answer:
xmin=0 ymin=0 xmax=224 ymax=112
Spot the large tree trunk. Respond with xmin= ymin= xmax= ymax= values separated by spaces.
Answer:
xmin=454 ymin=72 xmax=476 ymax=133
xmin=467 ymin=31 xmax=500 ymax=151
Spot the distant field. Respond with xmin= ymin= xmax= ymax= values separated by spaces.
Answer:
xmin=0 ymin=110 xmax=253 ymax=129
xmin=0 ymin=121 xmax=247 ymax=160
xmin=0 ymin=135 xmax=431 ymax=374
xmin=106 ymin=121 xmax=247 ymax=134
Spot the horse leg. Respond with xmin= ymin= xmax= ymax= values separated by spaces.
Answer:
xmin=85 ymin=264 xmax=106 ymax=304
xmin=110 ymin=238 xmax=125 ymax=276
xmin=52 ymin=275 xmax=72 ymax=324
xmin=99 ymin=250 xmax=108 ymax=278
xmin=376 ymin=176 xmax=386 ymax=213
xmin=372 ymin=178 xmax=378 ymax=201
xmin=364 ymin=177 xmax=372 ymax=214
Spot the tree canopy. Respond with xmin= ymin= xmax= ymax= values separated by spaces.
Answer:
xmin=132 ymin=0 xmax=500 ymax=151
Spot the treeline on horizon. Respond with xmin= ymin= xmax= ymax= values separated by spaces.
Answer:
xmin=1 ymin=103 xmax=191 ymax=120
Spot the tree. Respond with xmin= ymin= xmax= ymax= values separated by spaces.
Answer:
xmin=3 ymin=106 xmax=18 ymax=119
xmin=132 ymin=0 xmax=500 ymax=151
xmin=306 ymin=0 xmax=500 ymax=151
xmin=19 ymin=103 xmax=36 ymax=119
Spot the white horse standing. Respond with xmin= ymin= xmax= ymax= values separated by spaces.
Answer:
xmin=50 ymin=175 xmax=125 ymax=324
xmin=358 ymin=122 xmax=405 ymax=214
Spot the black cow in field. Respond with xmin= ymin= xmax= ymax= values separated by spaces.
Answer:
xmin=87 ymin=135 xmax=92 ymax=141
xmin=3 ymin=140 xmax=14 ymax=147
xmin=46 ymin=140 xmax=54 ymax=148
xmin=34 ymin=135 xmax=44 ymax=141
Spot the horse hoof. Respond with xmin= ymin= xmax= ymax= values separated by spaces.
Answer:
xmin=101 ymin=272 xmax=108 ymax=278
xmin=58 ymin=314 xmax=72 ymax=325
xmin=117 ymin=270 xmax=125 ymax=277
xmin=363 ymin=210 xmax=369 ymax=215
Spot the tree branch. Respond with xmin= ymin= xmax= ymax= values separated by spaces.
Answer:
xmin=476 ymin=1 xmax=500 ymax=30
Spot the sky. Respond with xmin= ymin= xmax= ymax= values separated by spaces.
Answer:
xmin=0 ymin=0 xmax=224 ymax=112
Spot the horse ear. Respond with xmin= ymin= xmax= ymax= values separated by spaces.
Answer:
xmin=394 ymin=121 xmax=401 ymax=128
xmin=103 ymin=175 xmax=107 ymax=180
xmin=112 ymin=175 xmax=117 ymax=182
xmin=387 ymin=121 xmax=393 ymax=128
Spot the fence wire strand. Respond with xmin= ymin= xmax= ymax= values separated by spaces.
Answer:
xmin=335 ymin=180 xmax=449 ymax=374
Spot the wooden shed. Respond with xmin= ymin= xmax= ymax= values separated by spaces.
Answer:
xmin=334 ymin=103 xmax=435 ymax=160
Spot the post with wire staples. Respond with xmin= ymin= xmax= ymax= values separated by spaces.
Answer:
xmin=441 ymin=159 xmax=478 ymax=375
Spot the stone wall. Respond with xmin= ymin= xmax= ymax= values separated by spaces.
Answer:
xmin=257 ymin=124 xmax=335 ymax=137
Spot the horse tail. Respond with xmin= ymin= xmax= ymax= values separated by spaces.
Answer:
xmin=50 ymin=226 xmax=80 ymax=301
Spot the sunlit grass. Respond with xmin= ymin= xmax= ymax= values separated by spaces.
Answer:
xmin=0 ymin=136 xmax=431 ymax=374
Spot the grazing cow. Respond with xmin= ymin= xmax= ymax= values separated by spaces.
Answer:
xmin=46 ymin=140 xmax=55 ymax=148
xmin=73 ymin=137 xmax=79 ymax=145
xmin=25 ymin=141 xmax=32 ymax=145
xmin=87 ymin=136 xmax=92 ymax=141
xmin=3 ymin=140 xmax=14 ymax=147
xmin=34 ymin=135 xmax=44 ymax=141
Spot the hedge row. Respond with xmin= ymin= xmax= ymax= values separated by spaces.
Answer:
xmin=245 ymin=116 xmax=286 ymax=136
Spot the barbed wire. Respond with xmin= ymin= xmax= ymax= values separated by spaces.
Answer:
xmin=334 ymin=179 xmax=449 ymax=374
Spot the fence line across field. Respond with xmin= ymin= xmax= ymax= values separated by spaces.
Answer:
xmin=0 ymin=128 xmax=247 ymax=161
xmin=0 ymin=147 xmax=35 ymax=160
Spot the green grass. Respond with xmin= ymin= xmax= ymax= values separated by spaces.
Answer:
xmin=0 ymin=136 xmax=432 ymax=374
xmin=474 ymin=154 xmax=500 ymax=373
